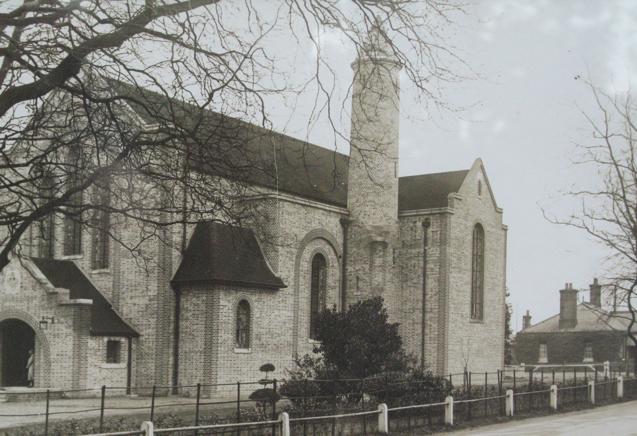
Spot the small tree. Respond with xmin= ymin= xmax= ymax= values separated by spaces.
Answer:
xmin=504 ymin=289 xmax=513 ymax=365
xmin=312 ymin=296 xmax=411 ymax=379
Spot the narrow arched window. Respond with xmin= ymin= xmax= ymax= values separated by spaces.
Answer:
xmin=471 ymin=224 xmax=485 ymax=320
xmin=38 ymin=176 xmax=56 ymax=258
xmin=236 ymin=300 xmax=250 ymax=349
xmin=310 ymin=253 xmax=327 ymax=339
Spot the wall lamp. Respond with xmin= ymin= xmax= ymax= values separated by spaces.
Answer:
xmin=39 ymin=316 xmax=55 ymax=330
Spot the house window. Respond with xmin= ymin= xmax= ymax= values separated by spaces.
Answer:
xmin=236 ymin=300 xmax=251 ymax=349
xmin=106 ymin=340 xmax=121 ymax=363
xmin=539 ymin=343 xmax=548 ymax=363
xmin=470 ymin=224 xmax=485 ymax=320
xmin=310 ymin=253 xmax=327 ymax=339
xmin=583 ymin=343 xmax=593 ymax=363
xmin=38 ymin=176 xmax=55 ymax=259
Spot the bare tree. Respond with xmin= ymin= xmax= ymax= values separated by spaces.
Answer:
xmin=546 ymin=80 xmax=637 ymax=371
xmin=0 ymin=0 xmax=469 ymax=272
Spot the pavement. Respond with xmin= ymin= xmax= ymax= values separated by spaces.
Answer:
xmin=433 ymin=401 xmax=637 ymax=436
xmin=0 ymin=392 xmax=250 ymax=430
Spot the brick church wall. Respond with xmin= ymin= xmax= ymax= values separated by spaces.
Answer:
xmin=444 ymin=164 xmax=507 ymax=374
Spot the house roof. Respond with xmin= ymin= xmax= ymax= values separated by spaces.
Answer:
xmin=171 ymin=221 xmax=286 ymax=289
xmin=519 ymin=303 xmax=635 ymax=334
xmin=30 ymin=258 xmax=139 ymax=337
xmin=109 ymin=79 xmax=470 ymax=212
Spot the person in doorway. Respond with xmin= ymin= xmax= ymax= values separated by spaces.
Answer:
xmin=26 ymin=349 xmax=34 ymax=387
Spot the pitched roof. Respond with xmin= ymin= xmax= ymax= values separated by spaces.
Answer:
xmin=30 ymin=258 xmax=139 ymax=337
xmin=109 ymin=79 xmax=471 ymax=212
xmin=171 ymin=221 xmax=286 ymax=289
xmin=398 ymin=170 xmax=469 ymax=211
xmin=519 ymin=303 xmax=634 ymax=334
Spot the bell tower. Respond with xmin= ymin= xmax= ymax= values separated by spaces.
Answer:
xmin=345 ymin=20 xmax=402 ymax=305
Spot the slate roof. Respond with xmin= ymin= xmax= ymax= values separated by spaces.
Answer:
xmin=109 ymin=79 xmax=468 ymax=212
xmin=171 ymin=222 xmax=286 ymax=289
xmin=398 ymin=170 xmax=469 ymax=211
xmin=30 ymin=258 xmax=139 ymax=337
xmin=519 ymin=303 xmax=636 ymax=334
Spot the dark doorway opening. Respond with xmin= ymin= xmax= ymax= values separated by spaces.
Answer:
xmin=0 ymin=319 xmax=35 ymax=387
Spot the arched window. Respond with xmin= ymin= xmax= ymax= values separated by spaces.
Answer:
xmin=310 ymin=253 xmax=327 ymax=339
xmin=236 ymin=300 xmax=251 ymax=349
xmin=38 ymin=176 xmax=55 ymax=259
xmin=64 ymin=147 xmax=83 ymax=256
xmin=471 ymin=224 xmax=485 ymax=320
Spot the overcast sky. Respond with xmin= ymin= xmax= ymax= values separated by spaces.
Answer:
xmin=261 ymin=0 xmax=637 ymax=332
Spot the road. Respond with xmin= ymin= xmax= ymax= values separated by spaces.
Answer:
xmin=435 ymin=401 xmax=637 ymax=436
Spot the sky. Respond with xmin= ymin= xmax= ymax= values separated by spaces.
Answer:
xmin=260 ymin=0 xmax=637 ymax=332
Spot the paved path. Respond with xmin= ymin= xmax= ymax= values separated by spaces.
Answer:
xmin=435 ymin=401 xmax=637 ymax=436
xmin=0 ymin=393 xmax=248 ymax=430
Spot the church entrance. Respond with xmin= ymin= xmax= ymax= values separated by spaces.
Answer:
xmin=0 ymin=319 xmax=35 ymax=387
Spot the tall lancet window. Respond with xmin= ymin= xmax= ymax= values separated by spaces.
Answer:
xmin=471 ymin=224 xmax=485 ymax=320
xmin=236 ymin=300 xmax=251 ymax=349
xmin=310 ymin=253 xmax=327 ymax=339
xmin=38 ymin=176 xmax=56 ymax=258
xmin=91 ymin=182 xmax=110 ymax=270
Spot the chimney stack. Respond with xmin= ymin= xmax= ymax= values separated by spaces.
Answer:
xmin=559 ymin=283 xmax=578 ymax=329
xmin=522 ymin=310 xmax=532 ymax=329
xmin=589 ymin=278 xmax=602 ymax=307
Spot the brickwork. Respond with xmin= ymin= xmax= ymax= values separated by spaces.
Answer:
xmin=516 ymin=331 xmax=624 ymax=365
xmin=86 ymin=336 xmax=128 ymax=390
xmin=443 ymin=161 xmax=507 ymax=374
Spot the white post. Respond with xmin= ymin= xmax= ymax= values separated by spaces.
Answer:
xmin=550 ymin=385 xmax=558 ymax=410
xmin=617 ymin=375 xmax=624 ymax=398
xmin=604 ymin=361 xmax=610 ymax=378
xmin=444 ymin=395 xmax=454 ymax=426
xmin=141 ymin=421 xmax=154 ymax=436
xmin=280 ymin=412 xmax=290 ymax=436
xmin=588 ymin=380 xmax=595 ymax=404
xmin=505 ymin=389 xmax=514 ymax=416
xmin=378 ymin=404 xmax=389 ymax=433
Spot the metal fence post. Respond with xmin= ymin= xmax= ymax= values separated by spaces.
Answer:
xmin=378 ymin=404 xmax=389 ymax=433
xmin=141 ymin=421 xmax=154 ymax=436
xmin=45 ymin=389 xmax=50 ymax=436
xmin=150 ymin=385 xmax=156 ymax=422
xmin=99 ymin=385 xmax=106 ymax=433
xmin=588 ymin=380 xmax=595 ymax=404
xmin=618 ymin=375 xmax=624 ymax=398
xmin=444 ymin=395 xmax=454 ymax=425
xmin=195 ymin=382 xmax=201 ymax=433
xmin=550 ymin=385 xmax=557 ymax=410
xmin=505 ymin=389 xmax=514 ymax=416
xmin=237 ymin=381 xmax=241 ymax=436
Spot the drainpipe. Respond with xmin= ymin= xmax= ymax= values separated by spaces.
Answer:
xmin=340 ymin=218 xmax=351 ymax=310
xmin=126 ymin=337 xmax=132 ymax=395
xmin=421 ymin=218 xmax=431 ymax=369
xmin=172 ymin=284 xmax=181 ymax=395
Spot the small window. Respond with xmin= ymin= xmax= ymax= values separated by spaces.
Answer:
xmin=538 ymin=343 xmax=548 ymax=363
xmin=583 ymin=343 xmax=593 ymax=363
xmin=106 ymin=340 xmax=121 ymax=364
xmin=478 ymin=179 xmax=482 ymax=197
xmin=236 ymin=300 xmax=251 ymax=349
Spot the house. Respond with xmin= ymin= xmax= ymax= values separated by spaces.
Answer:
xmin=515 ymin=280 xmax=636 ymax=367
xmin=0 ymin=28 xmax=507 ymax=394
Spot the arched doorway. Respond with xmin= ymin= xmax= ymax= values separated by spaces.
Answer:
xmin=0 ymin=319 xmax=35 ymax=387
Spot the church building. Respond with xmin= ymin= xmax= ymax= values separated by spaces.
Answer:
xmin=0 ymin=29 xmax=507 ymax=394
